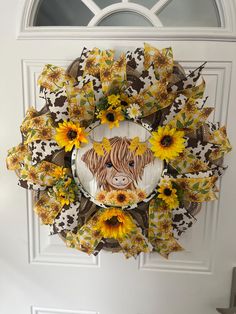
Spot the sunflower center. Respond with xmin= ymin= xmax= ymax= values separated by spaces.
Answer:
xmin=106 ymin=113 xmax=115 ymax=122
xmin=121 ymin=100 xmax=128 ymax=106
xmin=160 ymin=93 xmax=168 ymax=100
xmin=163 ymin=188 xmax=172 ymax=196
xmin=160 ymin=135 xmax=173 ymax=147
xmin=117 ymin=193 xmax=126 ymax=202
xmin=157 ymin=56 xmax=166 ymax=65
xmin=105 ymin=216 xmax=121 ymax=227
xmin=67 ymin=130 xmax=77 ymax=140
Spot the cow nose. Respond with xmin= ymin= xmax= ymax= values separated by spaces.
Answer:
xmin=112 ymin=176 xmax=129 ymax=186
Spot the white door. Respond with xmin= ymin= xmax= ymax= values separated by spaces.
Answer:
xmin=1 ymin=1 xmax=236 ymax=314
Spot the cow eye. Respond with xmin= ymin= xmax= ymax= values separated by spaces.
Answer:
xmin=129 ymin=161 xmax=134 ymax=167
xmin=105 ymin=162 xmax=113 ymax=168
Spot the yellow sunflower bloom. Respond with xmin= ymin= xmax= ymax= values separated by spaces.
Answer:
xmin=97 ymin=107 xmax=124 ymax=129
xmin=52 ymin=166 xmax=68 ymax=179
xmin=95 ymin=208 xmax=135 ymax=239
xmin=107 ymin=94 xmax=121 ymax=107
xmin=56 ymin=190 xmax=75 ymax=206
xmin=106 ymin=190 xmax=130 ymax=206
xmin=55 ymin=120 xmax=88 ymax=152
xmin=136 ymin=189 xmax=147 ymax=202
xmin=149 ymin=125 xmax=185 ymax=161
xmin=157 ymin=179 xmax=179 ymax=209
xmin=96 ymin=190 xmax=107 ymax=203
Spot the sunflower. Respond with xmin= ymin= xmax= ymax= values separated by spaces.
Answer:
xmin=55 ymin=120 xmax=88 ymax=152
xmin=126 ymin=190 xmax=139 ymax=204
xmin=157 ymin=219 xmax=173 ymax=235
xmin=38 ymin=127 xmax=54 ymax=140
xmin=69 ymin=104 xmax=87 ymax=121
xmin=157 ymin=180 xmax=179 ymax=209
xmin=120 ymin=93 xmax=130 ymax=107
xmin=84 ymin=56 xmax=99 ymax=75
xmin=95 ymin=208 xmax=135 ymax=239
xmin=107 ymin=94 xmax=121 ymax=107
xmin=27 ymin=167 xmax=39 ymax=182
xmin=106 ymin=190 xmax=130 ymax=206
xmin=136 ymin=189 xmax=147 ymax=202
xmin=126 ymin=103 xmax=142 ymax=119
xmin=149 ymin=125 xmax=185 ymax=161
xmin=96 ymin=190 xmax=107 ymax=203
xmin=97 ymin=107 xmax=124 ymax=129
xmin=54 ymin=186 xmax=76 ymax=206
xmin=52 ymin=166 xmax=68 ymax=180
xmin=47 ymin=67 xmax=65 ymax=84
xmin=100 ymin=67 xmax=113 ymax=82
xmin=113 ymin=54 xmax=126 ymax=72
xmin=154 ymin=52 xmax=172 ymax=70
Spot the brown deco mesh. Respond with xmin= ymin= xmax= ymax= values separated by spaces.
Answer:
xmin=34 ymin=59 xmax=212 ymax=253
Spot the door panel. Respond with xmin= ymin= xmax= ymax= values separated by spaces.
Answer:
xmin=1 ymin=1 xmax=236 ymax=314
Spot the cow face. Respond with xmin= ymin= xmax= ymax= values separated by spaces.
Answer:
xmin=81 ymin=136 xmax=154 ymax=191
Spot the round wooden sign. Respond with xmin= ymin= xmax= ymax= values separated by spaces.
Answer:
xmin=72 ymin=121 xmax=164 ymax=208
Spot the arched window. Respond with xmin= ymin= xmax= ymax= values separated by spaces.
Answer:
xmin=33 ymin=0 xmax=221 ymax=27
xmin=18 ymin=0 xmax=236 ymax=40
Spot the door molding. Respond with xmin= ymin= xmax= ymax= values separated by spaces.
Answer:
xmin=17 ymin=0 xmax=236 ymax=41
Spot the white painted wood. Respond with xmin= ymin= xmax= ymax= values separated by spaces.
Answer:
xmin=150 ymin=0 xmax=172 ymax=14
xmin=31 ymin=307 xmax=98 ymax=314
xmin=1 ymin=1 xmax=236 ymax=314
xmin=87 ymin=2 xmax=162 ymax=26
xmin=81 ymin=0 xmax=101 ymax=15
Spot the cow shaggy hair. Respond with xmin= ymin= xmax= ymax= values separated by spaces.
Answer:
xmin=81 ymin=136 xmax=154 ymax=191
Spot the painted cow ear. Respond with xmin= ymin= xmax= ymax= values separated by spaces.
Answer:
xmin=142 ymin=148 xmax=154 ymax=167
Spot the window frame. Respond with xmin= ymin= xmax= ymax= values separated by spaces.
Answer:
xmin=17 ymin=0 xmax=236 ymax=41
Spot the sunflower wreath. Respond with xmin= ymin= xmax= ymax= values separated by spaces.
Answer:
xmin=7 ymin=43 xmax=232 ymax=259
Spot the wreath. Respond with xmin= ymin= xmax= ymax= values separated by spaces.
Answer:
xmin=7 ymin=43 xmax=232 ymax=259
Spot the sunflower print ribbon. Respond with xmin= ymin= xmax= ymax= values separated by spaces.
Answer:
xmin=66 ymin=208 xmax=151 ymax=258
xmin=37 ymin=64 xmax=75 ymax=92
xmin=148 ymin=197 xmax=183 ymax=258
xmin=209 ymin=126 xmax=232 ymax=160
xmin=66 ymin=81 xmax=95 ymax=126
xmin=6 ymin=144 xmax=31 ymax=171
xmin=6 ymin=43 xmax=232 ymax=259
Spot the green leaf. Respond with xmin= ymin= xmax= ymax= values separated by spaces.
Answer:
xmin=192 ymin=182 xmax=200 ymax=190
xmin=105 ymin=60 xmax=113 ymax=65
xmin=176 ymin=120 xmax=184 ymax=129
xmin=80 ymin=99 xmax=87 ymax=106
xmin=181 ymin=112 xmax=186 ymax=121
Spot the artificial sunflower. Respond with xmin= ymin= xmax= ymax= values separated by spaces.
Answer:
xmin=53 ymin=180 xmax=76 ymax=206
xmin=55 ymin=190 xmax=75 ymax=206
xmin=55 ymin=120 xmax=88 ymax=152
xmin=107 ymin=94 xmax=121 ymax=107
xmin=157 ymin=180 xmax=179 ymax=209
xmin=149 ymin=125 xmax=185 ymax=161
xmin=97 ymin=107 xmax=124 ymax=129
xmin=95 ymin=208 xmax=135 ymax=239
xmin=52 ymin=166 xmax=68 ymax=180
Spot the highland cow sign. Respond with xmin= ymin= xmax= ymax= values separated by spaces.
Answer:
xmin=72 ymin=121 xmax=164 ymax=208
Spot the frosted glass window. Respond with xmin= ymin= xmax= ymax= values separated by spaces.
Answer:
xmin=34 ymin=0 xmax=94 ymax=26
xmin=33 ymin=0 xmax=221 ymax=27
xmin=93 ymin=0 xmax=121 ymax=9
xmin=131 ymin=0 xmax=158 ymax=9
xmin=158 ymin=0 xmax=220 ymax=27
xmin=97 ymin=11 xmax=153 ymax=27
